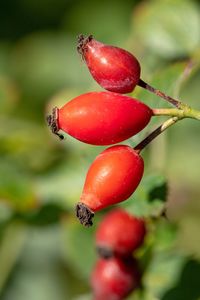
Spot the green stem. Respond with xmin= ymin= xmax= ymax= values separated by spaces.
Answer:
xmin=152 ymin=106 xmax=200 ymax=121
xmin=152 ymin=108 xmax=184 ymax=118
xmin=135 ymin=104 xmax=200 ymax=153
xmin=136 ymin=75 xmax=200 ymax=152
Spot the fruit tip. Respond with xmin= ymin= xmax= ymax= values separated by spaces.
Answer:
xmin=46 ymin=107 xmax=64 ymax=140
xmin=76 ymin=202 xmax=94 ymax=227
xmin=77 ymin=34 xmax=93 ymax=58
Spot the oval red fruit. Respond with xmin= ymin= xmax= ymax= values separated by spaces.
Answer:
xmin=47 ymin=92 xmax=152 ymax=145
xmin=76 ymin=145 xmax=144 ymax=226
xmin=77 ymin=34 xmax=141 ymax=94
xmin=91 ymin=257 xmax=140 ymax=300
xmin=96 ymin=208 xmax=146 ymax=258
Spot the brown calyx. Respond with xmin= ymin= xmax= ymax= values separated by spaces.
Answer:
xmin=75 ymin=202 xmax=94 ymax=227
xmin=46 ymin=107 xmax=64 ymax=140
xmin=77 ymin=34 xmax=93 ymax=60
xmin=96 ymin=246 xmax=114 ymax=259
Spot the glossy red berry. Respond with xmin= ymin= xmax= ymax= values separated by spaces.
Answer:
xmin=76 ymin=145 xmax=144 ymax=226
xmin=91 ymin=257 xmax=140 ymax=300
xmin=47 ymin=91 xmax=152 ymax=145
xmin=77 ymin=34 xmax=141 ymax=94
xmin=96 ymin=209 xmax=146 ymax=258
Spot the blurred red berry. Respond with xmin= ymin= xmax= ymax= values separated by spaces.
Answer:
xmin=77 ymin=34 xmax=141 ymax=94
xmin=91 ymin=257 xmax=140 ymax=300
xmin=96 ymin=208 xmax=146 ymax=258
xmin=47 ymin=91 xmax=152 ymax=145
xmin=76 ymin=145 xmax=144 ymax=226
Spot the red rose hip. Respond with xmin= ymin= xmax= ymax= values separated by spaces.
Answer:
xmin=76 ymin=145 xmax=144 ymax=226
xmin=91 ymin=257 xmax=140 ymax=300
xmin=47 ymin=91 xmax=152 ymax=145
xmin=96 ymin=209 xmax=146 ymax=258
xmin=77 ymin=34 xmax=141 ymax=94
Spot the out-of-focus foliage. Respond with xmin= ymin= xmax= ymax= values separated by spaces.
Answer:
xmin=132 ymin=0 xmax=200 ymax=59
xmin=0 ymin=0 xmax=200 ymax=299
xmin=121 ymin=173 xmax=168 ymax=218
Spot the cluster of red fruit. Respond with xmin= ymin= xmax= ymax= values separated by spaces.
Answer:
xmin=47 ymin=34 xmax=153 ymax=226
xmin=91 ymin=208 xmax=146 ymax=300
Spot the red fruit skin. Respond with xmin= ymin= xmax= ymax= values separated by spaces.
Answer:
xmin=80 ymin=37 xmax=141 ymax=93
xmin=80 ymin=145 xmax=144 ymax=212
xmin=96 ymin=209 xmax=146 ymax=257
xmin=91 ymin=257 xmax=140 ymax=300
xmin=58 ymin=92 xmax=152 ymax=145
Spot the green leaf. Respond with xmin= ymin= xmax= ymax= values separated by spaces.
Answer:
xmin=120 ymin=173 xmax=168 ymax=218
xmin=153 ymin=219 xmax=177 ymax=251
xmin=143 ymin=251 xmax=186 ymax=298
xmin=127 ymin=222 xmax=184 ymax=300
xmin=132 ymin=0 xmax=200 ymax=59
xmin=161 ymin=259 xmax=200 ymax=300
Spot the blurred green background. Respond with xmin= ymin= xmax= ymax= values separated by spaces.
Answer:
xmin=0 ymin=0 xmax=200 ymax=299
